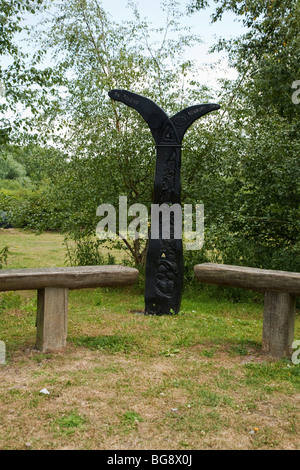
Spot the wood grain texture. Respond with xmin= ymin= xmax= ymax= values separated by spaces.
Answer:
xmin=36 ymin=287 xmax=68 ymax=352
xmin=0 ymin=265 xmax=139 ymax=291
xmin=194 ymin=263 xmax=300 ymax=294
xmin=262 ymin=292 xmax=296 ymax=357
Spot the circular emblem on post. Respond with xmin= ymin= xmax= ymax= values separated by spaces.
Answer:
xmin=173 ymin=115 xmax=188 ymax=127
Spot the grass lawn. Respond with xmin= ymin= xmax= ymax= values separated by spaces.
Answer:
xmin=0 ymin=228 xmax=299 ymax=450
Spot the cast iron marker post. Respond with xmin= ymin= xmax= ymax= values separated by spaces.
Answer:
xmin=108 ymin=89 xmax=220 ymax=315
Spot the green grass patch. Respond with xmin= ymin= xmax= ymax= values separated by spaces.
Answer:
xmin=0 ymin=229 xmax=300 ymax=450
xmin=0 ymin=292 xmax=22 ymax=311
xmin=70 ymin=334 xmax=140 ymax=354
xmin=244 ymin=361 xmax=300 ymax=392
xmin=54 ymin=410 xmax=87 ymax=436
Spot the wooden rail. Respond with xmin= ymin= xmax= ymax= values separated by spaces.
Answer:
xmin=194 ymin=263 xmax=300 ymax=358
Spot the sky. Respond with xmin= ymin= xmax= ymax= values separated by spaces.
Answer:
xmin=3 ymin=0 xmax=248 ymax=80
xmin=1 ymin=0 xmax=249 ymax=114
xmin=97 ymin=0 xmax=248 ymax=87
xmin=99 ymin=0 xmax=246 ymax=43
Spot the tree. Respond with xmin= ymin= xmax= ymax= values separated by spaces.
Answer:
xmin=0 ymin=143 xmax=67 ymax=183
xmin=0 ymin=0 xmax=58 ymax=143
xmin=0 ymin=142 xmax=68 ymax=231
xmin=185 ymin=0 xmax=300 ymax=272
xmin=0 ymin=154 xmax=26 ymax=180
xmin=34 ymin=0 xmax=213 ymax=266
xmin=188 ymin=0 xmax=300 ymax=119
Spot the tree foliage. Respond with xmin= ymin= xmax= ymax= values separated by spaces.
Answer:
xmin=32 ymin=0 xmax=212 ymax=265
xmin=1 ymin=0 xmax=299 ymax=275
xmin=188 ymin=0 xmax=300 ymax=119
xmin=0 ymin=143 xmax=68 ymax=230
xmin=0 ymin=0 xmax=59 ymax=143
xmin=185 ymin=0 xmax=300 ymax=272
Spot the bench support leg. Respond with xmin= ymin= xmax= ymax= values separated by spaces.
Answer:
xmin=36 ymin=287 xmax=68 ymax=353
xmin=262 ymin=291 xmax=296 ymax=358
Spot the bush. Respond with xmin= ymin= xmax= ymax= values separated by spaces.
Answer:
xmin=183 ymin=247 xmax=209 ymax=288
xmin=64 ymin=235 xmax=116 ymax=267
xmin=0 ymin=187 xmax=65 ymax=231
xmin=0 ymin=246 xmax=9 ymax=269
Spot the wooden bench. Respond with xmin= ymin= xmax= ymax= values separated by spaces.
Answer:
xmin=194 ymin=263 xmax=300 ymax=358
xmin=0 ymin=266 xmax=139 ymax=353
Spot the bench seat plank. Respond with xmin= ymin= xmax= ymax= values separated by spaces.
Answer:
xmin=194 ymin=263 xmax=300 ymax=295
xmin=0 ymin=265 xmax=139 ymax=291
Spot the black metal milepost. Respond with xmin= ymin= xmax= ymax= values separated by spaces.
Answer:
xmin=108 ymin=89 xmax=220 ymax=315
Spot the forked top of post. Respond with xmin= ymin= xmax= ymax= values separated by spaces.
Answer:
xmin=108 ymin=89 xmax=220 ymax=146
